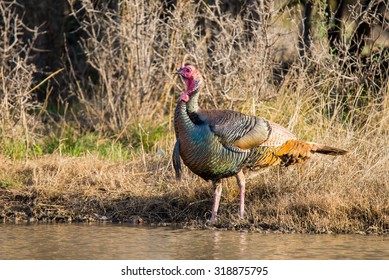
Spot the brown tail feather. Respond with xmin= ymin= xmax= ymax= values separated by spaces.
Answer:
xmin=311 ymin=143 xmax=349 ymax=156
xmin=273 ymin=140 xmax=314 ymax=166
xmin=270 ymin=140 xmax=348 ymax=167
xmin=248 ymin=139 xmax=348 ymax=169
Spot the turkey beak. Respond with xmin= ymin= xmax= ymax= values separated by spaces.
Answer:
xmin=174 ymin=68 xmax=183 ymax=75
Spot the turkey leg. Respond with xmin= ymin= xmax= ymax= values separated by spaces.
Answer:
xmin=209 ymin=180 xmax=222 ymax=225
xmin=236 ymin=170 xmax=246 ymax=219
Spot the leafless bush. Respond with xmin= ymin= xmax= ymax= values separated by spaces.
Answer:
xmin=1 ymin=0 xmax=388 ymax=146
xmin=67 ymin=0 xmax=298 ymax=134
xmin=0 ymin=1 xmax=44 ymax=156
xmin=66 ymin=0 xmax=177 ymax=135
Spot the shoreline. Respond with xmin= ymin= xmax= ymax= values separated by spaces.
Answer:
xmin=1 ymin=154 xmax=387 ymax=235
xmin=0 ymin=220 xmax=386 ymax=235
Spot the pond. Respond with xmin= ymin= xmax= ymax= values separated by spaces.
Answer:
xmin=0 ymin=223 xmax=387 ymax=259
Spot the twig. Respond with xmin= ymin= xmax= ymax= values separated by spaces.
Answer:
xmin=27 ymin=68 xmax=64 ymax=94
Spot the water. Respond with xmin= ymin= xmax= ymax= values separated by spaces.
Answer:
xmin=0 ymin=223 xmax=388 ymax=259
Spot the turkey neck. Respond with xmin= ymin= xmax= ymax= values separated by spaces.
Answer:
xmin=186 ymin=89 xmax=200 ymax=114
xmin=186 ymin=89 xmax=204 ymax=125
xmin=174 ymin=89 xmax=199 ymax=133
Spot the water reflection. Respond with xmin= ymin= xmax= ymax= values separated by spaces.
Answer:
xmin=0 ymin=223 xmax=387 ymax=260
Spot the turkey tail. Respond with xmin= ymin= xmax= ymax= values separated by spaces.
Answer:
xmin=272 ymin=140 xmax=348 ymax=167
xmin=310 ymin=143 xmax=349 ymax=156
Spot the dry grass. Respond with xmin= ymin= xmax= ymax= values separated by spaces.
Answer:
xmin=0 ymin=1 xmax=388 ymax=233
xmin=0 ymin=138 xmax=387 ymax=233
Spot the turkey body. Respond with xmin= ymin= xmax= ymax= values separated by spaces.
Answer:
xmin=172 ymin=64 xmax=348 ymax=225
xmin=174 ymin=104 xmax=249 ymax=181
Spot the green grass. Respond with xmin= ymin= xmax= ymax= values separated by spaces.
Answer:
xmin=0 ymin=179 xmax=20 ymax=189
xmin=0 ymin=121 xmax=171 ymax=161
xmin=43 ymin=131 xmax=131 ymax=159
xmin=0 ymin=137 xmax=43 ymax=160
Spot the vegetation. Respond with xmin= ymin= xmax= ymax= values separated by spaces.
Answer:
xmin=0 ymin=0 xmax=388 ymax=233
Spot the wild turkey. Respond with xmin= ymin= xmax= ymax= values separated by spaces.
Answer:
xmin=173 ymin=62 xmax=348 ymax=225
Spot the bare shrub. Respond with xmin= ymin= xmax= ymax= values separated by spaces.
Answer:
xmin=0 ymin=1 xmax=44 ymax=158
xmin=64 ymin=1 xmax=285 ymax=134
xmin=66 ymin=0 xmax=177 ymax=136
